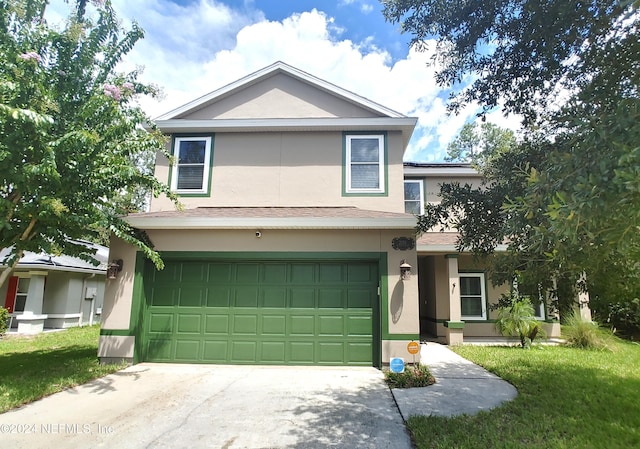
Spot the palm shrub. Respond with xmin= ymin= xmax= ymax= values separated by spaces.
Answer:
xmin=494 ymin=293 xmax=545 ymax=348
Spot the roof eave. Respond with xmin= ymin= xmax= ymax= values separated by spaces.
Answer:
xmin=125 ymin=216 xmax=417 ymax=230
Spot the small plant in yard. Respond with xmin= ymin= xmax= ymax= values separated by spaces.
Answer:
xmin=384 ymin=363 xmax=435 ymax=388
xmin=563 ymin=310 xmax=616 ymax=351
xmin=0 ymin=307 xmax=8 ymax=336
xmin=494 ymin=293 xmax=545 ymax=348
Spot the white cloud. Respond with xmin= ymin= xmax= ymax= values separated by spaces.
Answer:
xmin=47 ymin=1 xmax=487 ymax=161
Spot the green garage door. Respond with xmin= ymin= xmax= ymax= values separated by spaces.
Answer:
xmin=141 ymin=259 xmax=378 ymax=365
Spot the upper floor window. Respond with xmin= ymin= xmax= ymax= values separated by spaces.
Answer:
xmin=344 ymin=134 xmax=385 ymax=194
xmin=460 ymin=273 xmax=487 ymax=320
xmin=404 ymin=180 xmax=424 ymax=214
xmin=170 ymin=136 xmax=213 ymax=195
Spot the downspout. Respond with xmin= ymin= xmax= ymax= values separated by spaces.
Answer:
xmin=79 ymin=273 xmax=96 ymax=327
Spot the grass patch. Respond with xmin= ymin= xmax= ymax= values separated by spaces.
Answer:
xmin=0 ymin=325 xmax=125 ymax=413
xmin=408 ymin=339 xmax=640 ymax=449
xmin=385 ymin=364 xmax=435 ymax=388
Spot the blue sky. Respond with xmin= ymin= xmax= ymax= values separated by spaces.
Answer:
xmin=49 ymin=0 xmax=519 ymax=161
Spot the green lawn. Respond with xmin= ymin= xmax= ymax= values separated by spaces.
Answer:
xmin=0 ymin=325 xmax=125 ymax=413
xmin=408 ymin=340 xmax=640 ymax=449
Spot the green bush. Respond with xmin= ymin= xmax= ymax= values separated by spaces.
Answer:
xmin=563 ymin=311 xmax=616 ymax=351
xmin=384 ymin=363 xmax=435 ymax=388
xmin=606 ymin=298 xmax=640 ymax=340
xmin=494 ymin=294 xmax=545 ymax=348
xmin=0 ymin=307 xmax=8 ymax=336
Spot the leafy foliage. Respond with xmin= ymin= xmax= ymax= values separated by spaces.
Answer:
xmin=0 ymin=306 xmax=8 ymax=336
xmin=446 ymin=122 xmax=516 ymax=164
xmin=390 ymin=0 xmax=640 ymax=323
xmin=0 ymin=0 xmax=177 ymax=288
xmin=493 ymin=292 xmax=545 ymax=348
xmin=385 ymin=363 xmax=435 ymax=388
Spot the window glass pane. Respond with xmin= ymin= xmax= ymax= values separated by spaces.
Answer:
xmin=404 ymin=182 xmax=421 ymax=201
xmin=405 ymin=201 xmax=421 ymax=215
xmin=460 ymin=276 xmax=481 ymax=296
xmin=350 ymin=138 xmax=380 ymax=162
xmin=177 ymin=166 xmax=204 ymax=190
xmin=178 ymin=140 xmax=206 ymax=164
xmin=351 ymin=164 xmax=379 ymax=189
xmin=461 ymin=297 xmax=482 ymax=316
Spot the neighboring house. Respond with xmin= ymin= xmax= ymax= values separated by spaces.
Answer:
xmin=98 ymin=62 xmax=559 ymax=367
xmin=1 ymin=241 xmax=107 ymax=333
xmin=404 ymin=163 xmax=561 ymax=343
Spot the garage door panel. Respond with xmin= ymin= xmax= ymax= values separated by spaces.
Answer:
xmin=208 ymin=263 xmax=233 ymax=282
xmin=150 ymin=287 xmax=177 ymax=306
xmin=177 ymin=314 xmax=202 ymax=334
xmin=318 ymin=288 xmax=344 ymax=308
xmin=290 ymin=315 xmax=315 ymax=335
xmin=232 ymin=341 xmax=257 ymax=361
xmin=175 ymin=340 xmax=200 ymax=360
xmin=348 ymin=289 xmax=373 ymax=308
xmin=262 ymin=315 xmax=286 ymax=335
xmin=203 ymin=340 xmax=228 ymax=361
xmin=260 ymin=341 xmax=286 ymax=362
xmin=207 ymin=287 xmax=231 ymax=307
xmin=179 ymin=286 xmax=205 ymax=307
xmin=290 ymin=342 xmax=314 ymax=363
xmin=319 ymin=315 xmax=344 ymax=335
xmin=233 ymin=315 xmax=258 ymax=335
xmin=148 ymin=313 xmax=173 ymax=333
xmin=236 ymin=263 xmax=259 ymax=282
xmin=319 ymin=342 xmax=345 ymax=363
xmin=290 ymin=288 xmax=315 ymax=308
xmin=144 ymin=260 xmax=376 ymax=365
xmin=205 ymin=314 xmax=229 ymax=334
xmin=346 ymin=315 xmax=373 ymax=336
xmin=262 ymin=264 xmax=287 ymax=283
xmin=262 ymin=288 xmax=287 ymax=308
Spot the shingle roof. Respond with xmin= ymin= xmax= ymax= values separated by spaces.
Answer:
xmin=125 ymin=207 xmax=416 ymax=230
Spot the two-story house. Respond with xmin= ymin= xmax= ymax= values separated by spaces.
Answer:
xmin=98 ymin=62 xmax=560 ymax=367
xmin=98 ymin=62 xmax=421 ymax=366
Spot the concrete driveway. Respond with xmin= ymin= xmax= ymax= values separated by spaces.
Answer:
xmin=1 ymin=364 xmax=412 ymax=449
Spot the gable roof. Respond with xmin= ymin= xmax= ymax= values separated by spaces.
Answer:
xmin=153 ymin=62 xmax=417 ymax=148
xmin=156 ymin=61 xmax=406 ymax=120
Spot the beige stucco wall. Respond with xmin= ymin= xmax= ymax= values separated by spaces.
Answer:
xmin=101 ymin=237 xmax=139 ymax=330
xmin=150 ymin=130 xmax=406 ymax=213
xmin=180 ymin=73 xmax=380 ymax=120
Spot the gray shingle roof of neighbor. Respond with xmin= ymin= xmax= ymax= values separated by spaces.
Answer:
xmin=0 ymin=240 xmax=108 ymax=274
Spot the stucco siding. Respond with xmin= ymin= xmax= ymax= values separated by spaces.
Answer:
xmin=180 ymin=73 xmax=380 ymax=120
xmin=151 ymin=130 xmax=406 ymax=213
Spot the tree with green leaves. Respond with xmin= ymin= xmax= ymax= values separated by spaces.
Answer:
xmin=445 ymin=121 xmax=516 ymax=163
xmin=0 ymin=0 xmax=177 ymax=290
xmin=384 ymin=0 xmax=640 ymax=321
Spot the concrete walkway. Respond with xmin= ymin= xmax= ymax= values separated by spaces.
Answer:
xmin=391 ymin=343 xmax=518 ymax=419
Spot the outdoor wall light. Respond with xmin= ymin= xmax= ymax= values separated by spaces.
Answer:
xmin=400 ymin=260 xmax=412 ymax=281
xmin=107 ymin=259 xmax=123 ymax=280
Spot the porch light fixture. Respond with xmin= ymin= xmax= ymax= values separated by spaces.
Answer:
xmin=400 ymin=260 xmax=412 ymax=281
xmin=107 ymin=259 xmax=123 ymax=280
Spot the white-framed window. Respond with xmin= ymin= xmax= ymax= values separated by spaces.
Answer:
xmin=170 ymin=136 xmax=212 ymax=194
xmin=345 ymin=134 xmax=385 ymax=193
xmin=460 ymin=273 xmax=487 ymax=320
xmin=404 ymin=179 xmax=424 ymax=214
xmin=533 ymin=301 xmax=545 ymax=320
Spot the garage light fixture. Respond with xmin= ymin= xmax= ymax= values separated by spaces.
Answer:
xmin=400 ymin=260 xmax=412 ymax=281
xmin=107 ymin=259 xmax=123 ymax=280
